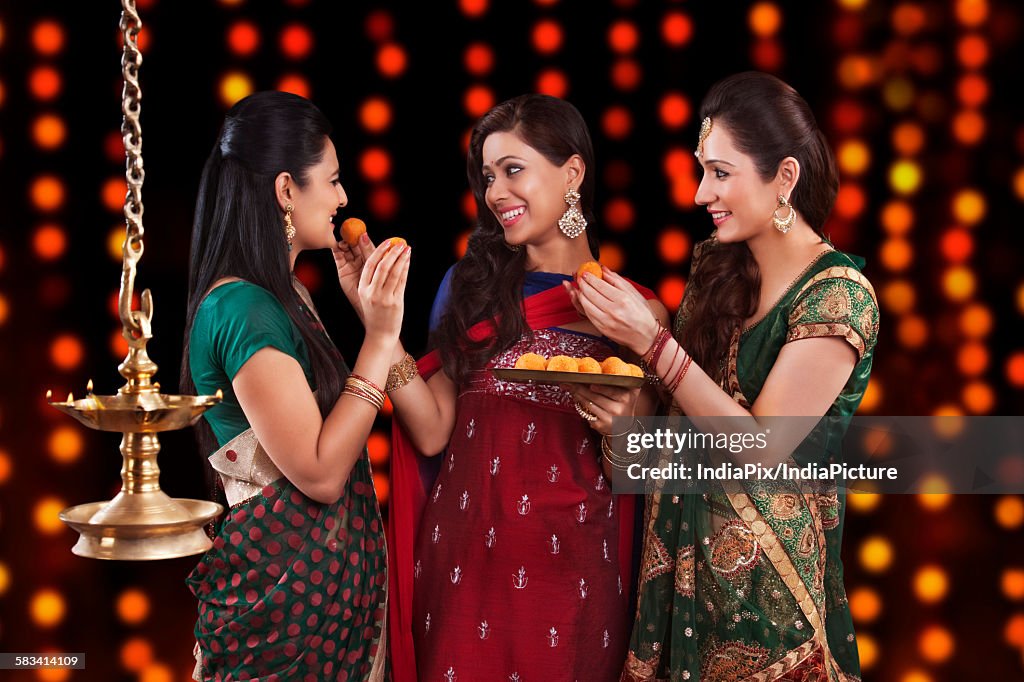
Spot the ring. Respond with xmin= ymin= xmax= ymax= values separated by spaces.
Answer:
xmin=574 ymin=400 xmax=598 ymax=422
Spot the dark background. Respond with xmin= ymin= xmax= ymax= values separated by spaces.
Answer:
xmin=1 ymin=0 xmax=1023 ymax=679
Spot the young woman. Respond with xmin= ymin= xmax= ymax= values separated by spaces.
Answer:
xmin=181 ymin=91 xmax=407 ymax=681
xmin=334 ymin=94 xmax=668 ymax=680
xmin=570 ymin=72 xmax=879 ymax=681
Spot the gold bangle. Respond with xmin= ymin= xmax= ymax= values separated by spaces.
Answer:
xmin=601 ymin=434 xmax=647 ymax=470
xmin=386 ymin=353 xmax=419 ymax=393
xmin=344 ymin=376 xmax=385 ymax=411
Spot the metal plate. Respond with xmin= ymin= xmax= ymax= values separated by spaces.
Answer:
xmin=491 ymin=368 xmax=645 ymax=388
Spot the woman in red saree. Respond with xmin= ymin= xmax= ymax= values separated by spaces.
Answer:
xmin=340 ymin=94 xmax=668 ymax=680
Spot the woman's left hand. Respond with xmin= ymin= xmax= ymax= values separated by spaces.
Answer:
xmin=564 ymin=383 xmax=641 ymax=437
xmin=333 ymin=233 xmax=375 ymax=322
xmin=564 ymin=267 xmax=662 ymax=357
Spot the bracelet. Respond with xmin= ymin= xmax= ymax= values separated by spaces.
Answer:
xmin=386 ymin=353 xmax=419 ymax=392
xmin=667 ymin=353 xmax=693 ymax=394
xmin=344 ymin=375 xmax=385 ymax=411
xmin=607 ymin=417 xmax=641 ymax=439
xmin=640 ymin=324 xmax=666 ymax=363
xmin=643 ymin=326 xmax=671 ymax=367
xmin=601 ymin=433 xmax=648 ymax=471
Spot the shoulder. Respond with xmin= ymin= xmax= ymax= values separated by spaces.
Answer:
xmin=195 ymin=281 xmax=296 ymax=343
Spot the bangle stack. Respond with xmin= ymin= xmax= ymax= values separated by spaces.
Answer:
xmin=600 ymin=419 xmax=648 ymax=471
xmin=654 ymin=336 xmax=694 ymax=395
xmin=344 ymin=373 xmax=386 ymax=411
xmin=386 ymin=353 xmax=419 ymax=393
xmin=642 ymin=324 xmax=672 ymax=368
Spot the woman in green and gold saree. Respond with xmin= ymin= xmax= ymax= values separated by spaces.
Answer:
xmin=181 ymin=91 xmax=409 ymax=680
xmin=568 ymin=72 xmax=879 ymax=681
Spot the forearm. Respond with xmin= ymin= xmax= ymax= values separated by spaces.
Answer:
xmin=387 ymin=341 xmax=455 ymax=455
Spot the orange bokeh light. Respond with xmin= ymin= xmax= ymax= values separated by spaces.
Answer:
xmin=1002 ymin=568 xmax=1024 ymax=600
xmin=1007 ymin=352 xmax=1024 ymax=388
xmin=30 ymin=589 xmax=66 ymax=627
xmin=32 ymin=20 xmax=65 ymax=55
xmin=960 ymin=303 xmax=992 ymax=338
xmin=957 ymin=342 xmax=988 ymax=376
xmin=956 ymin=0 xmax=989 ymax=26
xmin=940 ymin=228 xmax=973 ymax=262
xmin=957 ymin=34 xmax=988 ymax=68
xmin=111 ymin=328 xmax=130 ymax=358
xmin=608 ymin=20 xmax=639 ymax=53
xmin=914 ymin=565 xmax=949 ymax=603
xmin=611 ymin=59 xmax=642 ymax=91
xmin=749 ymin=2 xmax=782 ymax=37
xmin=604 ymin=198 xmax=634 ymax=232
xmin=117 ymin=588 xmax=151 ymax=624
xmin=277 ymin=74 xmax=310 ymax=99
xmin=30 ymin=66 xmax=62 ymax=100
xmin=368 ymin=185 xmax=399 ymax=220
xmin=459 ymin=0 xmax=488 ymax=17
xmin=48 ymin=426 xmax=83 ymax=464
xmin=881 ymin=201 xmax=914 ymax=235
xmin=962 ymin=381 xmax=994 ymax=413
xmin=33 ymin=113 xmax=66 ymax=149
xmin=360 ymin=148 xmax=391 ymax=182
xmin=849 ymin=587 xmax=882 ymax=622
xmin=919 ymin=625 xmax=955 ymax=663
xmin=33 ymin=224 xmax=67 ymax=261
xmin=995 ymin=496 xmax=1024 ymax=529
xmin=367 ymin=431 xmax=390 ymax=466
xmin=0 ymin=449 xmax=12 ymax=485
xmin=892 ymin=122 xmax=925 ymax=156
xmin=834 ymin=184 xmax=866 ymax=219
xmin=837 ymin=55 xmax=877 ymax=89
xmin=365 ymin=10 xmax=394 ymax=42
xmin=360 ymin=98 xmax=392 ymax=133
xmin=279 ymin=24 xmax=313 ymax=60
xmin=34 ymin=498 xmax=67 ymax=535
xmin=751 ymin=40 xmax=783 ymax=71
xmin=536 ymin=69 xmax=568 ymax=98
xmin=51 ymin=334 xmax=84 ymax=370
xmin=31 ymin=175 xmax=65 ymax=212
xmin=952 ymin=189 xmax=986 ymax=225
xmin=121 ymin=637 xmax=154 ymax=672
xmin=892 ymin=3 xmax=927 ymax=35
xmin=881 ymin=280 xmax=915 ymax=315
xmin=942 ymin=266 xmax=975 ymax=302
xmin=952 ymin=110 xmax=985 ymax=145
xmin=464 ymin=85 xmax=494 ymax=118
xmin=532 ymin=20 xmax=563 ymax=54
xmin=0 ymin=293 xmax=9 ymax=327
xmin=957 ymin=74 xmax=989 ymax=107
xmin=373 ymin=472 xmax=391 ymax=505
xmin=102 ymin=177 xmax=128 ymax=213
xmin=832 ymin=100 xmax=865 ymax=133
xmin=880 ymin=238 xmax=912 ymax=271
xmin=227 ymin=21 xmax=260 ymax=56
xmin=602 ymin=106 xmax=632 ymax=140
xmin=659 ymin=276 xmax=686 ymax=310
xmin=658 ymin=229 xmax=691 ymax=265
xmin=659 ymin=93 xmax=690 ymax=129
xmin=600 ymin=243 xmax=625 ymax=272
xmin=464 ymin=43 xmax=494 ymax=76
xmin=455 ymin=230 xmax=470 ymax=259
xmin=377 ymin=43 xmax=407 ymax=78
xmin=662 ymin=11 xmax=693 ymax=46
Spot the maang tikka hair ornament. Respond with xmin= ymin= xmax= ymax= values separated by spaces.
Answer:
xmin=557 ymin=187 xmax=587 ymax=239
xmin=695 ymin=117 xmax=712 ymax=159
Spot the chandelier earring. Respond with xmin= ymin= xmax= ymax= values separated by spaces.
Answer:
xmin=772 ymin=194 xmax=795 ymax=234
xmin=558 ymin=187 xmax=587 ymax=239
xmin=284 ymin=204 xmax=296 ymax=250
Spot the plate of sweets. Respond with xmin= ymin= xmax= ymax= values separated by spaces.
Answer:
xmin=492 ymin=353 xmax=646 ymax=388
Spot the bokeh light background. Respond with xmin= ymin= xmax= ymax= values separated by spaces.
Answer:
xmin=1 ymin=0 xmax=1023 ymax=679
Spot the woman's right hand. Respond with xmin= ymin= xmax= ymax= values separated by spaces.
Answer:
xmin=332 ymin=233 xmax=375 ymax=323
xmin=358 ymin=240 xmax=410 ymax=343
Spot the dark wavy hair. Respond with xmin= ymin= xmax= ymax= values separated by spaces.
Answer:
xmin=180 ymin=91 xmax=343 ymax=459
xmin=432 ymin=94 xmax=600 ymax=384
xmin=680 ymin=72 xmax=839 ymax=380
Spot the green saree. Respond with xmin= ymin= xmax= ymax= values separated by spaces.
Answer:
xmin=623 ymin=242 xmax=880 ymax=682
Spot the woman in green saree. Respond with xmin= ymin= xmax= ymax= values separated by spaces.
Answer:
xmin=568 ymin=72 xmax=879 ymax=681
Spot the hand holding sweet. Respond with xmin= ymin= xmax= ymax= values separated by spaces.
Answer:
xmin=563 ymin=266 xmax=661 ymax=357
xmin=358 ymin=239 xmax=410 ymax=344
xmin=332 ymin=230 xmax=375 ymax=322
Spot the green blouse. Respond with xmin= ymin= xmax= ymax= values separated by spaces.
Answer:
xmin=189 ymin=281 xmax=314 ymax=449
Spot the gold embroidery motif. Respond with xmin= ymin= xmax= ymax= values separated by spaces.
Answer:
xmin=733 ymin=640 xmax=824 ymax=682
xmin=710 ymin=520 xmax=761 ymax=578
xmin=770 ymin=494 xmax=802 ymax=521
xmin=641 ymin=534 xmax=675 ymax=584
xmin=820 ymin=283 xmax=853 ymax=321
xmin=723 ymin=327 xmax=751 ymax=408
xmin=702 ymin=641 xmax=772 ymax=682
xmin=675 ymin=545 xmax=696 ymax=597
xmin=787 ymin=323 xmax=866 ymax=360
xmin=622 ymin=650 xmax=659 ymax=681
xmin=797 ymin=525 xmax=816 ymax=559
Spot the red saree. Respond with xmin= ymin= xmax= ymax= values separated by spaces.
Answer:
xmin=388 ymin=282 xmax=654 ymax=681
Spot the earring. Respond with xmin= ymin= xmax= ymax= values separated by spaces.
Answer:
xmin=772 ymin=194 xmax=795 ymax=234
xmin=558 ymin=188 xmax=587 ymax=239
xmin=284 ymin=203 xmax=296 ymax=250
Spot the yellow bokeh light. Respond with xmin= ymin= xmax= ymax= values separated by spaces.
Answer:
xmin=117 ymin=588 xmax=151 ymax=624
xmin=883 ymin=77 xmax=915 ymax=111
xmin=953 ymin=189 xmax=986 ymax=225
xmin=919 ymin=625 xmax=955 ymax=663
xmin=1002 ymin=568 xmax=1024 ymax=600
xmin=962 ymin=380 xmax=994 ymax=413
xmin=914 ymin=565 xmax=949 ymax=603
xmin=30 ymin=589 xmax=66 ymax=627
xmin=901 ymin=670 xmax=934 ymax=682
xmin=849 ymin=587 xmax=882 ymax=622
xmin=34 ymin=497 xmax=67 ymax=535
xmin=858 ymin=632 xmax=879 ymax=670
xmin=838 ymin=0 xmax=869 ymax=9
xmin=860 ymin=536 xmax=893 ymax=573
xmin=847 ymin=490 xmax=881 ymax=513
xmin=889 ymin=160 xmax=922 ymax=194
xmin=942 ymin=266 xmax=975 ymax=302
xmin=995 ymin=496 xmax=1024 ymax=529
xmin=48 ymin=425 xmax=83 ymax=464
xmin=0 ymin=562 xmax=9 ymax=595
xmin=219 ymin=71 xmax=254 ymax=108
xmin=898 ymin=315 xmax=929 ymax=349
xmin=838 ymin=139 xmax=870 ymax=175
xmin=881 ymin=280 xmax=915 ymax=314
xmin=960 ymin=303 xmax=992 ymax=338
xmin=881 ymin=200 xmax=914 ymax=235
xmin=108 ymin=226 xmax=126 ymax=261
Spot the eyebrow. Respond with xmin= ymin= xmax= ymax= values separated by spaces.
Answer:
xmin=482 ymin=155 xmax=524 ymax=170
xmin=703 ymin=159 xmax=736 ymax=167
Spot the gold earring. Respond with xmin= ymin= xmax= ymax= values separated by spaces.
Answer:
xmin=772 ymin=194 xmax=795 ymax=234
xmin=284 ymin=203 xmax=296 ymax=250
xmin=694 ymin=116 xmax=712 ymax=159
xmin=558 ymin=188 xmax=587 ymax=239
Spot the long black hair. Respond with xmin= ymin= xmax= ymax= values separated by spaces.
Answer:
xmin=180 ymin=91 xmax=343 ymax=458
xmin=681 ymin=72 xmax=839 ymax=380
xmin=433 ymin=94 xmax=600 ymax=384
